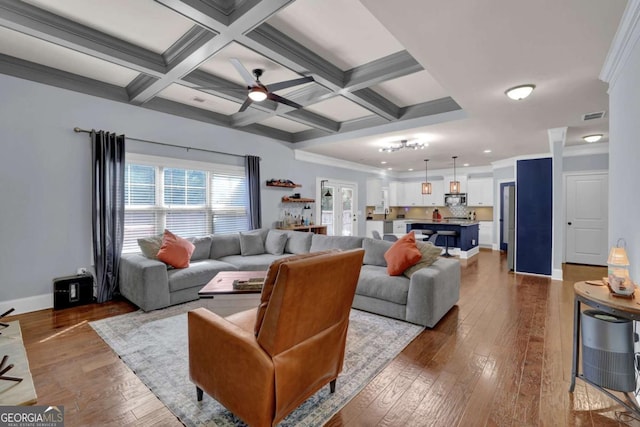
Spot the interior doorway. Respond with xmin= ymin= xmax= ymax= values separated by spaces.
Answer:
xmin=317 ymin=179 xmax=358 ymax=236
xmin=565 ymin=172 xmax=608 ymax=265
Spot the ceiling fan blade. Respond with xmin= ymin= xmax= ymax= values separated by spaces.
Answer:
xmin=238 ymin=97 xmax=252 ymax=112
xmin=267 ymin=76 xmax=314 ymax=93
xmin=193 ymin=86 xmax=247 ymax=91
xmin=230 ymin=58 xmax=256 ymax=87
xmin=268 ymin=93 xmax=302 ymax=109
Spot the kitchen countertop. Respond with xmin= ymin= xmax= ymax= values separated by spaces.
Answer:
xmin=404 ymin=219 xmax=479 ymax=226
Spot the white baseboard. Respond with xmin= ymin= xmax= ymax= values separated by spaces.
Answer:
xmin=492 ymin=243 xmax=500 ymax=251
xmin=2 ymin=293 xmax=53 ymax=315
xmin=458 ymin=246 xmax=480 ymax=259
xmin=552 ymin=268 xmax=563 ymax=281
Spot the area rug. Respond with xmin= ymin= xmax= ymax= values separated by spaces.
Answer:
xmin=90 ymin=301 xmax=423 ymax=426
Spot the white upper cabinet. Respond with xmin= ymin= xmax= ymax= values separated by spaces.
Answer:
xmin=366 ymin=178 xmax=383 ymax=206
xmin=388 ymin=181 xmax=400 ymax=207
xmin=401 ymin=181 xmax=423 ymax=206
xmin=467 ymin=177 xmax=494 ymax=206
xmin=423 ymin=180 xmax=444 ymax=206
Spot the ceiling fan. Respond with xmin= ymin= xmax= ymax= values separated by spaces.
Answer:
xmin=196 ymin=58 xmax=314 ymax=113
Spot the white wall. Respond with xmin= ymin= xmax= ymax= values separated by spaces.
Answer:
xmin=0 ymin=75 xmax=371 ymax=312
xmin=608 ymin=28 xmax=640 ymax=283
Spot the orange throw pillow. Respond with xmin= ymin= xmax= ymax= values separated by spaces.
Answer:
xmin=384 ymin=232 xmax=422 ymax=276
xmin=156 ymin=230 xmax=195 ymax=269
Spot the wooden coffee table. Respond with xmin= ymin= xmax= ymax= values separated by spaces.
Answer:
xmin=199 ymin=271 xmax=267 ymax=297
xmin=198 ymin=271 xmax=266 ymax=317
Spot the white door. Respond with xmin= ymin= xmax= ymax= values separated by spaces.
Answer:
xmin=565 ymin=173 xmax=608 ymax=265
xmin=318 ymin=180 xmax=358 ymax=236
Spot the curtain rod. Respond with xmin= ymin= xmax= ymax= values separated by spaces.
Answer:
xmin=73 ymin=127 xmax=251 ymax=159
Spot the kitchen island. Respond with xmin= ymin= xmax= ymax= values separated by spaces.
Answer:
xmin=407 ymin=220 xmax=479 ymax=259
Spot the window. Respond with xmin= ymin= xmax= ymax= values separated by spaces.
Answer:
xmin=122 ymin=156 xmax=249 ymax=253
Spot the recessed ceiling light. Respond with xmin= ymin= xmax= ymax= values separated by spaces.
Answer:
xmin=505 ymin=84 xmax=535 ymax=100
xmin=387 ymin=167 xmax=392 ymax=170
xmin=583 ymin=134 xmax=603 ymax=143
xmin=463 ymin=163 xmax=470 ymax=167
xmin=408 ymin=168 xmax=413 ymax=171
xmin=380 ymin=161 xmax=387 ymax=164
xmin=483 ymin=149 xmax=492 ymax=153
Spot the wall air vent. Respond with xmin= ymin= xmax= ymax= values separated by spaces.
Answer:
xmin=192 ymin=97 xmax=206 ymax=103
xmin=582 ymin=111 xmax=606 ymax=121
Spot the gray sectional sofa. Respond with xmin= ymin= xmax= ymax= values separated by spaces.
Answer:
xmin=119 ymin=229 xmax=460 ymax=328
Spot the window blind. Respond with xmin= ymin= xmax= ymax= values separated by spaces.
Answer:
xmin=122 ymin=159 xmax=249 ymax=253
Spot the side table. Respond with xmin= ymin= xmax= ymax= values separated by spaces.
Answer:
xmin=198 ymin=271 xmax=266 ymax=317
xmin=570 ymin=281 xmax=640 ymax=415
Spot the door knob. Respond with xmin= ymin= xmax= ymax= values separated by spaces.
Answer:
xmin=568 ymin=222 xmax=572 ymax=225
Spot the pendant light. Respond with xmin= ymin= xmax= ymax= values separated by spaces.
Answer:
xmin=450 ymin=156 xmax=460 ymax=194
xmin=421 ymin=159 xmax=432 ymax=195
xmin=321 ymin=180 xmax=332 ymax=197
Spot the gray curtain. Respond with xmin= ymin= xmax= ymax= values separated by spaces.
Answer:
xmin=245 ymin=155 xmax=262 ymax=229
xmin=91 ymin=130 xmax=126 ymax=303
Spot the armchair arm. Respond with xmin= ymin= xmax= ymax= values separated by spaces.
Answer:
xmin=118 ymin=254 xmax=170 ymax=311
xmin=405 ymin=258 xmax=461 ymax=327
xmin=188 ymin=308 xmax=275 ymax=427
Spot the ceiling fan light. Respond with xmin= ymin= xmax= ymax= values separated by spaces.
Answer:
xmin=505 ymin=84 xmax=535 ymax=100
xmin=583 ymin=134 xmax=603 ymax=143
xmin=248 ymin=87 xmax=267 ymax=102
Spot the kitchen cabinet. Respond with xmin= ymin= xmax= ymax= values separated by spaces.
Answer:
xmin=423 ymin=180 xmax=444 ymax=206
xmin=467 ymin=177 xmax=493 ymax=206
xmin=388 ymin=181 xmax=400 ymax=206
xmin=400 ymin=181 xmax=423 ymax=206
xmin=479 ymin=221 xmax=493 ymax=247
xmin=366 ymin=178 xmax=383 ymax=206
xmin=393 ymin=220 xmax=408 ymax=234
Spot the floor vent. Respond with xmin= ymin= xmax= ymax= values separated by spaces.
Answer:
xmin=582 ymin=111 xmax=606 ymax=121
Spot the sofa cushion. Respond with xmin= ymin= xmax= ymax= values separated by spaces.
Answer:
xmin=384 ymin=232 xmax=421 ymax=276
xmin=362 ymin=238 xmax=392 ymax=267
xmin=157 ymin=230 xmax=195 ymax=269
xmin=284 ymin=231 xmax=313 ymax=254
xmin=218 ymin=254 xmax=285 ymax=271
xmin=137 ymin=235 xmax=162 ymax=259
xmin=167 ymin=259 xmax=238 ymax=292
xmin=357 ymin=265 xmax=410 ymax=305
xmin=265 ymin=230 xmax=287 ymax=255
xmin=310 ymin=234 xmax=364 ymax=252
xmin=210 ymin=234 xmax=241 ymax=259
xmin=189 ymin=235 xmax=213 ymax=261
xmin=403 ymin=241 xmax=442 ymax=278
xmin=239 ymin=230 xmax=266 ymax=256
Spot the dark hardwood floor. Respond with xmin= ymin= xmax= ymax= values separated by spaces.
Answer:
xmin=6 ymin=249 xmax=638 ymax=426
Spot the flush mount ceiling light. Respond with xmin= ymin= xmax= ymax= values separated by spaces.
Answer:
xmin=505 ymin=84 xmax=535 ymax=100
xmin=379 ymin=139 xmax=427 ymax=153
xmin=583 ymin=134 xmax=603 ymax=143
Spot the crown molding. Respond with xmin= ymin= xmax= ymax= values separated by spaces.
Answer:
xmin=563 ymin=142 xmax=609 ymax=157
xmin=600 ymin=0 xmax=640 ymax=89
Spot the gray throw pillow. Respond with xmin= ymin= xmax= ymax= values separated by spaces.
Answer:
xmin=265 ymin=230 xmax=288 ymax=255
xmin=137 ymin=235 xmax=163 ymax=259
xmin=362 ymin=238 xmax=392 ymax=267
xmin=403 ymin=241 xmax=442 ymax=278
xmin=239 ymin=231 xmax=266 ymax=256
xmin=188 ymin=236 xmax=213 ymax=261
xmin=284 ymin=232 xmax=313 ymax=254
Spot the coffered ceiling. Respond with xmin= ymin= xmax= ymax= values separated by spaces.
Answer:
xmin=0 ymin=0 xmax=627 ymax=171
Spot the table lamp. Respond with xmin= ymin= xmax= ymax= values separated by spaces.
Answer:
xmin=607 ymin=239 xmax=633 ymax=295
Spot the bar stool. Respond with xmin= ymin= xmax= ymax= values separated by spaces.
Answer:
xmin=437 ymin=230 xmax=458 ymax=257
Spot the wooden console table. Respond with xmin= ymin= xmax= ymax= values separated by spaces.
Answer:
xmin=0 ymin=321 xmax=37 ymax=405
xmin=570 ymin=281 xmax=640 ymax=415
xmin=277 ymin=225 xmax=327 ymax=235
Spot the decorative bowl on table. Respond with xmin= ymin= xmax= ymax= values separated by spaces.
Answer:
xmin=607 ymin=275 xmax=636 ymax=296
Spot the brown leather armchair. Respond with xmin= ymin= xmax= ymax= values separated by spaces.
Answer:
xmin=188 ymin=248 xmax=365 ymax=427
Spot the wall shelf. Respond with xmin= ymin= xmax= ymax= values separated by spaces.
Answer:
xmin=266 ymin=181 xmax=301 ymax=188
xmin=281 ymin=197 xmax=314 ymax=203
